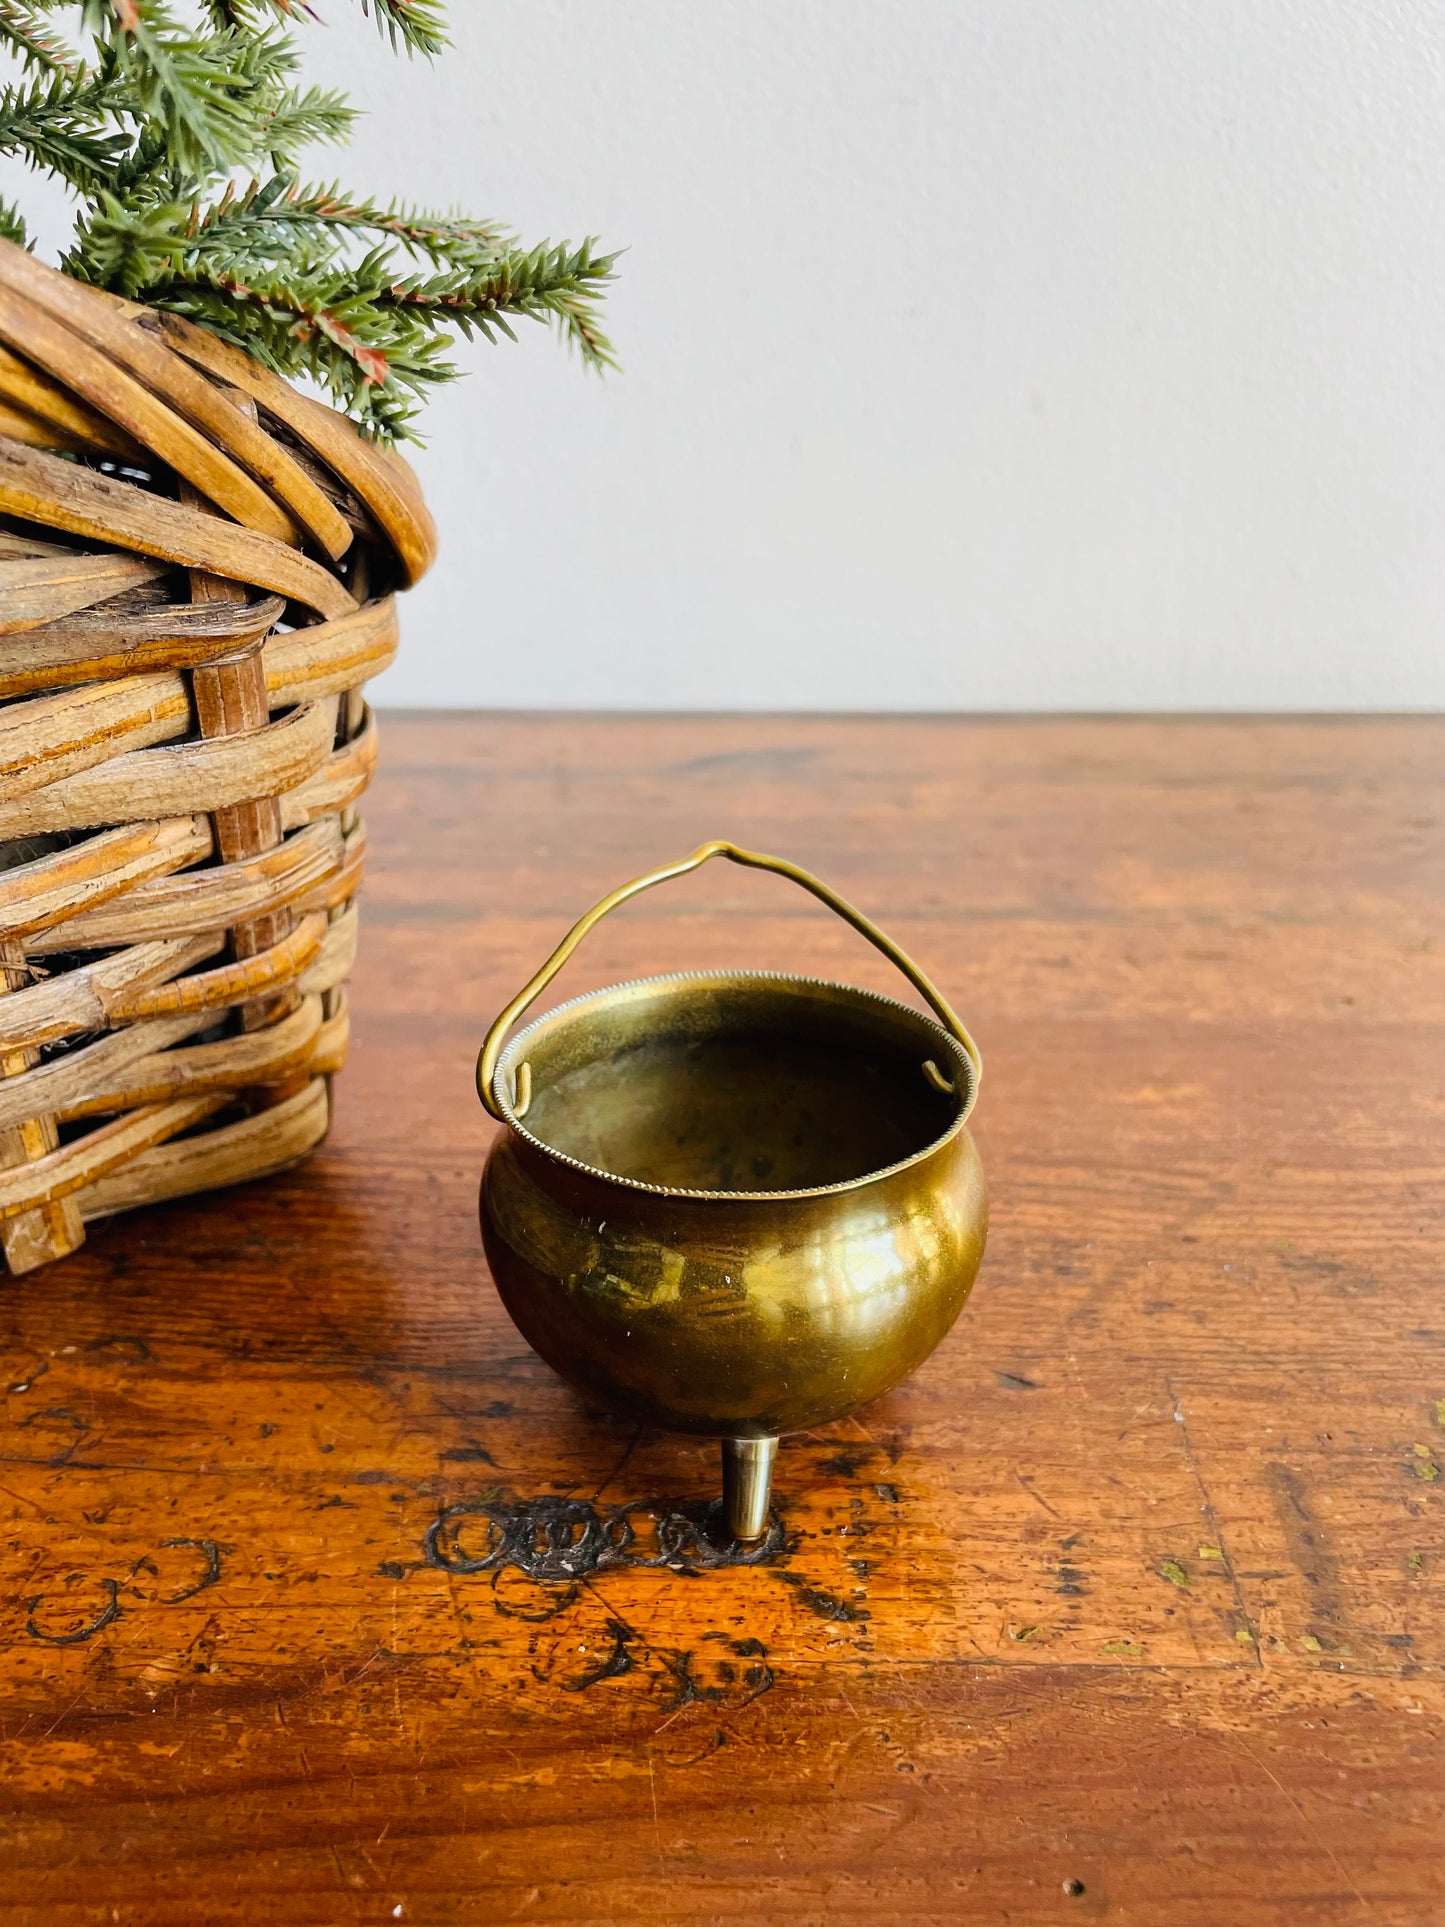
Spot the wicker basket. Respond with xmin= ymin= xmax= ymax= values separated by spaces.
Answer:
xmin=0 ymin=240 xmax=436 ymax=1274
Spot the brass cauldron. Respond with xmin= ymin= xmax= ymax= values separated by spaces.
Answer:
xmin=477 ymin=842 xmax=986 ymax=1540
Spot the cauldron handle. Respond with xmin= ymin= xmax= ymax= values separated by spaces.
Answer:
xmin=477 ymin=838 xmax=981 ymax=1121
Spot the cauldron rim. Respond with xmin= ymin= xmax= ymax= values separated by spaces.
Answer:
xmin=492 ymin=968 xmax=979 ymax=1204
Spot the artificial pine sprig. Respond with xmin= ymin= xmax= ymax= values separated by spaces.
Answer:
xmin=362 ymin=0 xmax=446 ymax=58
xmin=0 ymin=1 xmax=79 ymax=75
xmin=78 ymin=3 xmax=274 ymax=175
xmin=199 ymin=0 xmax=446 ymax=58
xmin=0 ymin=1 xmax=615 ymax=440
xmin=75 ymin=172 xmax=510 ymax=273
xmin=0 ymin=64 xmax=130 ymax=191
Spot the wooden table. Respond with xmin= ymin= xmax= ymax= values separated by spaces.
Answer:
xmin=2 ymin=716 xmax=1441 ymax=1926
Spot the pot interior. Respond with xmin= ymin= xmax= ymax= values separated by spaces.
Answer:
xmin=501 ymin=973 xmax=970 ymax=1196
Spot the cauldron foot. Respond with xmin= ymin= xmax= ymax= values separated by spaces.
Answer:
xmin=722 ymin=1436 xmax=777 ymax=1542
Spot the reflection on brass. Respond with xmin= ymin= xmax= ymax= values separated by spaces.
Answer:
xmin=477 ymin=842 xmax=987 ymax=1541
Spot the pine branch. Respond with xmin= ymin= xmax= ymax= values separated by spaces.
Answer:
xmin=0 ymin=196 xmax=31 ymax=248
xmin=69 ymin=186 xmax=618 ymax=435
xmin=256 ymin=84 xmax=353 ymax=162
xmin=0 ymin=67 xmax=132 ymax=193
xmin=10 ymin=2 xmax=618 ymax=443
xmin=198 ymin=0 xmax=315 ymax=27
xmin=382 ymin=240 xmax=621 ymax=371
xmin=359 ymin=0 xmax=447 ymax=58
xmin=134 ymin=175 xmax=511 ymax=267
xmin=77 ymin=1 xmax=266 ymax=173
xmin=223 ymin=23 xmax=305 ymax=97
xmin=104 ymin=120 xmax=172 ymax=197
xmin=277 ymin=183 xmax=511 ymax=264
xmin=197 ymin=0 xmax=444 ymax=55
xmin=122 ymin=27 xmax=261 ymax=176
xmin=0 ymin=1 xmax=79 ymax=75
xmin=128 ymin=254 xmax=460 ymax=437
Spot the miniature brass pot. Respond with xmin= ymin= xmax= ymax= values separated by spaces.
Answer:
xmin=477 ymin=842 xmax=986 ymax=1540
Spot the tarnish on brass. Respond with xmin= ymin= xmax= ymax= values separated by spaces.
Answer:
xmin=476 ymin=843 xmax=987 ymax=1541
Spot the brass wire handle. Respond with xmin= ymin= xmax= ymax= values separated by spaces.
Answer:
xmin=477 ymin=840 xmax=982 ymax=1122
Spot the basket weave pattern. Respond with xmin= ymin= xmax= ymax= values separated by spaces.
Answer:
xmin=0 ymin=242 xmax=435 ymax=1274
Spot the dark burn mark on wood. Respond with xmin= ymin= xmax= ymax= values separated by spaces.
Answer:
xmin=873 ymin=1483 xmax=900 ymax=1504
xmin=559 ymin=1618 xmax=636 ymax=1692
xmin=376 ymin=1561 xmax=407 ymax=1580
xmin=1057 ymin=1565 xmax=1087 ymax=1598
xmin=659 ymin=1648 xmax=774 ymax=1712
xmin=997 ymin=1371 xmax=1041 ymax=1391
xmin=490 ymin=1573 xmax=581 ymax=1620
xmin=23 ymin=1539 xmax=221 ymax=1642
xmin=424 ymin=1492 xmax=788 ymax=1583
xmin=819 ymin=1452 xmax=864 ymax=1477
xmin=661 ymin=1727 xmax=731 ymax=1768
xmin=85 ymin=1335 xmax=153 ymax=1364
xmin=15 ymin=1406 xmax=88 ymax=1465
xmin=516 ymin=1590 xmax=776 ymax=1713
xmin=157 ymin=1538 xmax=223 ymax=1602
xmin=26 ymin=1577 xmax=120 ymax=1645
xmin=5 ymin=1353 xmax=46 ymax=1396
xmin=440 ymin=1445 xmax=497 ymax=1464
xmin=773 ymin=1571 xmax=869 ymax=1622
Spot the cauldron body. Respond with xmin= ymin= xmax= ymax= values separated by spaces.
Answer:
xmin=479 ymin=963 xmax=987 ymax=1531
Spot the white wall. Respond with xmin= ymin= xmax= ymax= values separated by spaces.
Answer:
xmin=40 ymin=4 xmax=1445 ymax=708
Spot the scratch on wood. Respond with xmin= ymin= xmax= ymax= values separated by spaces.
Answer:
xmin=647 ymin=1755 xmax=664 ymax=1879
xmin=1169 ymin=1373 xmax=1261 ymax=1664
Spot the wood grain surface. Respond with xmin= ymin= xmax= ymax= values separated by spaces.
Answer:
xmin=0 ymin=714 xmax=1440 ymax=1926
